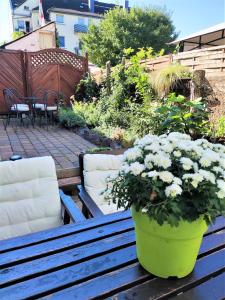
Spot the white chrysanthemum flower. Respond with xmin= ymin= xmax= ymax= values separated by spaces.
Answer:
xmin=180 ymin=157 xmax=193 ymax=170
xmin=173 ymin=150 xmax=182 ymax=157
xmin=165 ymin=184 xmax=182 ymax=198
xmin=199 ymin=157 xmax=211 ymax=167
xmin=145 ymin=143 xmax=160 ymax=153
xmin=168 ymin=132 xmax=191 ymax=140
xmin=217 ymin=190 xmax=225 ymax=199
xmin=173 ymin=177 xmax=182 ymax=185
xmin=219 ymin=159 xmax=225 ymax=169
xmin=144 ymin=154 xmax=155 ymax=169
xmin=147 ymin=171 xmax=158 ymax=179
xmin=199 ymin=169 xmax=216 ymax=184
xmin=217 ymin=179 xmax=225 ymax=192
xmin=160 ymin=143 xmax=174 ymax=153
xmin=155 ymin=153 xmax=172 ymax=169
xmin=142 ymin=207 xmax=148 ymax=213
xmin=124 ymin=148 xmax=142 ymax=161
xmin=121 ymin=165 xmax=130 ymax=174
xmin=159 ymin=171 xmax=174 ymax=183
xmin=141 ymin=172 xmax=147 ymax=178
xmin=213 ymin=166 xmax=223 ymax=174
xmin=129 ymin=162 xmax=145 ymax=176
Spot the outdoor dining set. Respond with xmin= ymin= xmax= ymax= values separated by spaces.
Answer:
xmin=3 ymin=88 xmax=63 ymax=129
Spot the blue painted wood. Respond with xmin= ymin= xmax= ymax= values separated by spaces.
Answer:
xmin=59 ymin=189 xmax=86 ymax=223
xmin=46 ymin=249 xmax=225 ymax=300
xmin=0 ymin=231 xmax=135 ymax=287
xmin=0 ymin=210 xmax=131 ymax=253
xmin=0 ymin=218 xmax=134 ymax=268
xmin=0 ymin=245 xmax=138 ymax=300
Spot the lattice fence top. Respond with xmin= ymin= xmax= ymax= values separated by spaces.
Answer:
xmin=30 ymin=50 xmax=85 ymax=71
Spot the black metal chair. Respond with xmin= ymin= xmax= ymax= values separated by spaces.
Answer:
xmin=3 ymin=88 xmax=32 ymax=128
xmin=36 ymin=90 xmax=64 ymax=128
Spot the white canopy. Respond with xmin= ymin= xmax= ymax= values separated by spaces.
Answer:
xmin=169 ymin=23 xmax=225 ymax=52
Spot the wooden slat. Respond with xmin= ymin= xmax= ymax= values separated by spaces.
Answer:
xmin=199 ymin=229 xmax=225 ymax=256
xmin=0 ymin=245 xmax=138 ymax=300
xmin=0 ymin=210 xmax=131 ymax=253
xmin=169 ymin=273 xmax=225 ymax=300
xmin=109 ymin=249 xmax=225 ymax=300
xmin=206 ymin=216 xmax=225 ymax=235
xmin=0 ymin=218 xmax=134 ymax=268
xmin=47 ymin=249 xmax=225 ymax=299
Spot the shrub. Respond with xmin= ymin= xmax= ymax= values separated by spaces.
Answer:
xmin=214 ymin=116 xmax=225 ymax=138
xmin=58 ymin=108 xmax=86 ymax=128
xmin=75 ymin=73 xmax=101 ymax=102
xmin=150 ymin=63 xmax=192 ymax=97
xmin=154 ymin=93 xmax=210 ymax=138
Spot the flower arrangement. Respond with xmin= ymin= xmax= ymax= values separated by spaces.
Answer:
xmin=104 ymin=132 xmax=225 ymax=226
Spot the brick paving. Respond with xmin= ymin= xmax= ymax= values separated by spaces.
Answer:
xmin=0 ymin=120 xmax=95 ymax=171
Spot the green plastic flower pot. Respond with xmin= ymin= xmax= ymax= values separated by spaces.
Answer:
xmin=131 ymin=207 xmax=208 ymax=278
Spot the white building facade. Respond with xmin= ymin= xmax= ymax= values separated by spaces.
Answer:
xmin=1 ymin=0 xmax=117 ymax=53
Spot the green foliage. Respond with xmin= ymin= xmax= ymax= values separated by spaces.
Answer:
xmin=58 ymin=108 xmax=86 ymax=128
xmin=12 ymin=31 xmax=25 ymax=40
xmin=72 ymin=101 xmax=100 ymax=127
xmin=75 ymin=73 xmax=101 ymax=102
xmin=86 ymin=147 xmax=111 ymax=153
xmin=104 ymin=133 xmax=225 ymax=226
xmin=150 ymin=63 xmax=192 ymax=96
xmin=154 ymin=93 xmax=210 ymax=138
xmin=214 ymin=116 xmax=225 ymax=138
xmin=81 ymin=7 xmax=177 ymax=66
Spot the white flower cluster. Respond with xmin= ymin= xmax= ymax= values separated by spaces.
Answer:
xmin=121 ymin=132 xmax=225 ymax=200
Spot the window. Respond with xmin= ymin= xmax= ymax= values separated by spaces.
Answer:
xmin=78 ymin=17 xmax=85 ymax=25
xmin=25 ymin=21 xmax=30 ymax=32
xmin=24 ymin=6 xmax=29 ymax=11
xmin=56 ymin=14 xmax=64 ymax=24
xmin=58 ymin=36 xmax=65 ymax=48
xmin=17 ymin=20 xmax=24 ymax=29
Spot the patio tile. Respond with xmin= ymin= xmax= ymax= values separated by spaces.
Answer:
xmin=0 ymin=120 xmax=95 ymax=171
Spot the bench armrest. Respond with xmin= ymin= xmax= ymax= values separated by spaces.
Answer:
xmin=59 ymin=189 xmax=86 ymax=223
xmin=77 ymin=185 xmax=104 ymax=218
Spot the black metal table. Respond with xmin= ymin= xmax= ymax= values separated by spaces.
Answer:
xmin=0 ymin=211 xmax=224 ymax=300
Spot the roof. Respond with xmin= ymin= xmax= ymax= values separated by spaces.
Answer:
xmin=0 ymin=22 xmax=55 ymax=49
xmin=48 ymin=7 xmax=103 ymax=18
xmin=169 ymin=22 xmax=225 ymax=48
xmin=10 ymin=0 xmax=26 ymax=9
xmin=27 ymin=0 xmax=117 ymax=20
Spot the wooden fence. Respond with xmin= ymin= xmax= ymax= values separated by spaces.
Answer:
xmin=0 ymin=48 xmax=88 ymax=113
xmin=140 ymin=45 xmax=225 ymax=74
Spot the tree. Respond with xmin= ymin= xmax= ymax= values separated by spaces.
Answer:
xmin=12 ymin=31 xmax=25 ymax=40
xmin=81 ymin=7 xmax=177 ymax=67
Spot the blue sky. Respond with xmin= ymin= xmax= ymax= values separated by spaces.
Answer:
xmin=107 ymin=0 xmax=225 ymax=37
xmin=0 ymin=0 xmax=224 ymax=42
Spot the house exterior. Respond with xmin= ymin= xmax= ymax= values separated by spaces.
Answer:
xmin=1 ymin=22 xmax=56 ymax=51
xmin=1 ymin=0 xmax=121 ymax=54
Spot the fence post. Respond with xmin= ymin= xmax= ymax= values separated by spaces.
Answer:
xmin=85 ymin=52 xmax=89 ymax=74
xmin=106 ymin=60 xmax=111 ymax=95
xmin=22 ymin=50 xmax=28 ymax=97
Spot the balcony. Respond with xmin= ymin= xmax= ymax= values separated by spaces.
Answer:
xmin=74 ymin=24 xmax=88 ymax=33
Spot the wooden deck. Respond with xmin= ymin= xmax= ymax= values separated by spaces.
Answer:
xmin=0 ymin=120 xmax=95 ymax=178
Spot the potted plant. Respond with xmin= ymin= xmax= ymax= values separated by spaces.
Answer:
xmin=104 ymin=132 xmax=225 ymax=278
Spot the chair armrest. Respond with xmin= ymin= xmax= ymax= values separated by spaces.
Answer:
xmin=77 ymin=185 xmax=104 ymax=218
xmin=59 ymin=189 xmax=86 ymax=223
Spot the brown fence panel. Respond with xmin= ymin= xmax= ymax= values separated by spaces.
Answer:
xmin=26 ymin=48 xmax=88 ymax=105
xmin=0 ymin=48 xmax=88 ymax=113
xmin=0 ymin=50 xmax=26 ymax=113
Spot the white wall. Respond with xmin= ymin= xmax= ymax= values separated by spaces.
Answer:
xmin=13 ymin=0 xmax=38 ymax=32
xmin=49 ymin=11 xmax=101 ymax=54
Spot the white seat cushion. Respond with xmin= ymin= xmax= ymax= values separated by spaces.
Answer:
xmin=41 ymin=106 xmax=57 ymax=111
xmin=0 ymin=156 xmax=62 ymax=240
xmin=11 ymin=104 xmax=29 ymax=112
xmin=83 ymin=154 xmax=123 ymax=214
xmin=34 ymin=103 xmax=45 ymax=109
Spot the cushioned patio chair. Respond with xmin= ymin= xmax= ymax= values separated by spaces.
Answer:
xmin=77 ymin=151 xmax=124 ymax=217
xmin=3 ymin=88 xmax=31 ymax=128
xmin=0 ymin=156 xmax=85 ymax=241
